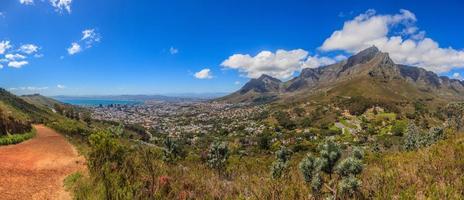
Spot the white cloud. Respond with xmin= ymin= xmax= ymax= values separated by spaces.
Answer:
xmin=221 ymin=49 xmax=335 ymax=79
xmin=452 ymin=73 xmax=462 ymax=80
xmin=67 ymin=42 xmax=81 ymax=55
xmin=5 ymin=53 xmax=26 ymax=61
xmin=169 ymin=46 xmax=179 ymax=55
xmin=81 ymin=29 xmax=101 ymax=47
xmin=66 ymin=29 xmax=100 ymax=55
xmin=194 ymin=68 xmax=213 ymax=79
xmin=0 ymin=64 xmax=3 ymax=69
xmin=0 ymin=41 xmax=11 ymax=54
xmin=8 ymin=60 xmax=28 ymax=68
xmin=19 ymin=44 xmax=39 ymax=54
xmin=49 ymin=0 xmax=72 ymax=13
xmin=9 ymin=86 xmax=48 ymax=91
xmin=320 ymin=9 xmax=464 ymax=73
xmin=57 ymin=84 xmax=66 ymax=89
xmin=19 ymin=0 xmax=34 ymax=5
xmin=234 ymin=81 xmax=241 ymax=85
xmin=0 ymin=42 xmax=40 ymax=68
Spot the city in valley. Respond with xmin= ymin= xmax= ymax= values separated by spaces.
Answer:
xmin=91 ymin=102 xmax=268 ymax=138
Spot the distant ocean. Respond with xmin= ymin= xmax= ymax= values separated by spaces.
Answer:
xmin=55 ymin=98 xmax=143 ymax=106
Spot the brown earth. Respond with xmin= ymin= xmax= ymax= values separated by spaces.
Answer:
xmin=0 ymin=125 xmax=86 ymax=200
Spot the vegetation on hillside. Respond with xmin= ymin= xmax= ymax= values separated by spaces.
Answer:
xmin=0 ymin=128 xmax=36 ymax=145
xmin=60 ymin=99 xmax=464 ymax=199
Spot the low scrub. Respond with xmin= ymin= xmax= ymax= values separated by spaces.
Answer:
xmin=0 ymin=128 xmax=36 ymax=145
xmin=362 ymin=133 xmax=464 ymax=199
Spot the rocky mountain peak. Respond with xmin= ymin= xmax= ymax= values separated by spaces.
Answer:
xmin=345 ymin=45 xmax=381 ymax=67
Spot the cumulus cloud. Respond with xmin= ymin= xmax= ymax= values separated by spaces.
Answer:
xmin=19 ymin=44 xmax=39 ymax=54
xmin=194 ymin=68 xmax=213 ymax=79
xmin=0 ymin=41 xmax=11 ymax=54
xmin=8 ymin=61 xmax=29 ymax=68
xmin=57 ymin=84 xmax=66 ymax=89
xmin=169 ymin=46 xmax=179 ymax=55
xmin=320 ymin=9 xmax=464 ymax=73
xmin=49 ymin=0 xmax=72 ymax=13
xmin=19 ymin=0 xmax=34 ymax=5
xmin=221 ymin=49 xmax=335 ymax=79
xmin=0 ymin=41 xmax=41 ymax=69
xmin=67 ymin=42 xmax=81 ymax=55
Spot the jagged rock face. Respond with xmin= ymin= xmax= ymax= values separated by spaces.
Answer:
xmin=239 ymin=74 xmax=282 ymax=94
xmin=285 ymin=68 xmax=320 ymax=92
xmin=222 ymin=46 xmax=464 ymax=103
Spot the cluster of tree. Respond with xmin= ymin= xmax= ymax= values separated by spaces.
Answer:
xmin=334 ymin=96 xmax=400 ymax=115
xmin=53 ymin=103 xmax=92 ymax=123
xmin=274 ymin=111 xmax=297 ymax=130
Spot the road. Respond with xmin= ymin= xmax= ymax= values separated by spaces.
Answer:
xmin=0 ymin=125 xmax=86 ymax=200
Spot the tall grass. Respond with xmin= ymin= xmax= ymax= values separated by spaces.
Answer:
xmin=0 ymin=128 xmax=36 ymax=145
xmin=362 ymin=133 xmax=464 ymax=199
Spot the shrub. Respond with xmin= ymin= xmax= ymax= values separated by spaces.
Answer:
xmin=207 ymin=140 xmax=229 ymax=176
xmin=257 ymin=133 xmax=271 ymax=150
xmin=403 ymin=123 xmax=445 ymax=151
xmin=298 ymin=140 xmax=364 ymax=199
xmin=162 ymin=137 xmax=182 ymax=164
xmin=0 ymin=128 xmax=36 ymax=145
xmin=391 ymin=120 xmax=408 ymax=136
xmin=270 ymin=146 xmax=293 ymax=179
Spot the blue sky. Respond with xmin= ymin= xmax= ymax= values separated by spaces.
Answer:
xmin=1 ymin=0 xmax=464 ymax=96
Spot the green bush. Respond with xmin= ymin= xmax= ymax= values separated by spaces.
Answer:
xmin=0 ymin=128 xmax=36 ymax=145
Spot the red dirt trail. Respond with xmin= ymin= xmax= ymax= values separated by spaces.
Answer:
xmin=0 ymin=125 xmax=86 ymax=200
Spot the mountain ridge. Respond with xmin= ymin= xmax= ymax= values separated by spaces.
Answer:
xmin=218 ymin=46 xmax=464 ymax=103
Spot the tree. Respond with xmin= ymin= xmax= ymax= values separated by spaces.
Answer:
xmin=270 ymin=146 xmax=292 ymax=179
xmin=207 ymin=140 xmax=229 ymax=176
xmin=299 ymin=140 xmax=364 ymax=199
xmin=258 ymin=133 xmax=271 ymax=150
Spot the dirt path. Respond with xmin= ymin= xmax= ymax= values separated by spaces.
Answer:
xmin=0 ymin=125 xmax=86 ymax=200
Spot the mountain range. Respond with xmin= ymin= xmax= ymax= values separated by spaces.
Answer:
xmin=218 ymin=46 xmax=464 ymax=103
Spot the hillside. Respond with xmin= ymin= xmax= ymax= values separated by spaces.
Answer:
xmin=21 ymin=94 xmax=64 ymax=110
xmin=0 ymin=89 xmax=56 ymax=135
xmin=219 ymin=46 xmax=464 ymax=104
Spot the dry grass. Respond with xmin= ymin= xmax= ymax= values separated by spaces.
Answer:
xmin=362 ymin=133 xmax=464 ymax=199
